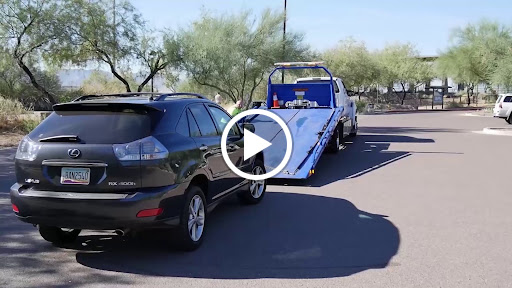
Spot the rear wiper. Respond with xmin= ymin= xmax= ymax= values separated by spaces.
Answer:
xmin=39 ymin=135 xmax=81 ymax=143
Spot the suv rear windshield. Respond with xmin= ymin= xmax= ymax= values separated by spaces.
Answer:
xmin=29 ymin=111 xmax=152 ymax=144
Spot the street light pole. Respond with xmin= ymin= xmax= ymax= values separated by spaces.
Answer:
xmin=113 ymin=0 xmax=116 ymax=67
xmin=281 ymin=0 xmax=287 ymax=84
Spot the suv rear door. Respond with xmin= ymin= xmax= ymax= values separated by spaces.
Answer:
xmin=187 ymin=103 xmax=233 ymax=199
xmin=16 ymin=103 xmax=162 ymax=193
xmin=206 ymin=104 xmax=246 ymax=184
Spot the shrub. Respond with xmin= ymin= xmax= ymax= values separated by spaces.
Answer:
xmin=355 ymin=100 xmax=367 ymax=113
xmin=0 ymin=96 xmax=27 ymax=116
xmin=0 ymin=96 xmax=40 ymax=133
xmin=447 ymin=101 xmax=463 ymax=108
xmin=21 ymin=119 xmax=41 ymax=133
xmin=59 ymin=88 xmax=84 ymax=103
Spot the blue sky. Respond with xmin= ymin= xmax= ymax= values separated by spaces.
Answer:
xmin=132 ymin=0 xmax=511 ymax=56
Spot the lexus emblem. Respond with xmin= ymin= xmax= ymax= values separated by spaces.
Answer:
xmin=68 ymin=149 xmax=81 ymax=159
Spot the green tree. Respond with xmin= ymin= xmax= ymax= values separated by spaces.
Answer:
xmin=437 ymin=20 xmax=512 ymax=105
xmin=52 ymin=0 xmax=178 ymax=92
xmin=322 ymin=38 xmax=379 ymax=95
xmin=376 ymin=43 xmax=432 ymax=104
xmin=493 ymin=53 xmax=512 ymax=88
xmin=176 ymin=79 xmax=217 ymax=100
xmin=53 ymin=0 xmax=141 ymax=92
xmin=177 ymin=9 xmax=311 ymax=108
xmin=0 ymin=47 xmax=61 ymax=108
xmin=134 ymin=32 xmax=181 ymax=92
xmin=0 ymin=0 xmax=68 ymax=104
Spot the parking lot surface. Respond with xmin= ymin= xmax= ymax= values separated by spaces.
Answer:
xmin=1 ymin=111 xmax=511 ymax=288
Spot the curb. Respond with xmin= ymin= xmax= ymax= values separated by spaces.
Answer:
xmin=461 ymin=112 xmax=493 ymax=117
xmin=481 ymin=127 xmax=512 ymax=136
xmin=366 ymin=107 xmax=485 ymax=115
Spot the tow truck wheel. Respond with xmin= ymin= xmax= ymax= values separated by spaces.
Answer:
xmin=349 ymin=117 xmax=358 ymax=137
xmin=326 ymin=125 xmax=340 ymax=153
xmin=349 ymin=125 xmax=357 ymax=137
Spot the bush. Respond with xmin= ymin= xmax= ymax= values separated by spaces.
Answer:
xmin=0 ymin=96 xmax=40 ymax=133
xmin=0 ymin=95 xmax=27 ymax=115
xmin=59 ymin=89 xmax=84 ymax=103
xmin=355 ymin=100 xmax=367 ymax=113
xmin=447 ymin=101 xmax=463 ymax=108
xmin=21 ymin=119 xmax=40 ymax=133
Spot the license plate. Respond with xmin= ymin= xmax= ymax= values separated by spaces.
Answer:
xmin=60 ymin=167 xmax=90 ymax=185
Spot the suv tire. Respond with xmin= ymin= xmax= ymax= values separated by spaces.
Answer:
xmin=238 ymin=159 xmax=266 ymax=205
xmin=38 ymin=225 xmax=81 ymax=244
xmin=177 ymin=185 xmax=206 ymax=251
xmin=506 ymin=113 xmax=512 ymax=124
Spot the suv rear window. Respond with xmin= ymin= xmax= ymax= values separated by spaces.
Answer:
xmin=504 ymin=96 xmax=512 ymax=103
xmin=29 ymin=111 xmax=152 ymax=144
xmin=208 ymin=106 xmax=240 ymax=136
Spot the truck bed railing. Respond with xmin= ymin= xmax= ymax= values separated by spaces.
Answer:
xmin=268 ymin=62 xmax=336 ymax=109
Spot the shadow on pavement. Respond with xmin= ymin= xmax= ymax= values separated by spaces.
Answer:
xmin=0 ymin=202 xmax=134 ymax=287
xmin=271 ymin=133 xmax=439 ymax=187
xmin=73 ymin=192 xmax=400 ymax=279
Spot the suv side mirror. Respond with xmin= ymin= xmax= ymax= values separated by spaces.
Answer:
xmin=241 ymin=123 xmax=255 ymax=133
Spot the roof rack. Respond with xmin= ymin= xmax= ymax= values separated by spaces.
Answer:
xmin=73 ymin=92 xmax=207 ymax=102
xmin=73 ymin=92 xmax=165 ymax=102
xmin=154 ymin=93 xmax=207 ymax=101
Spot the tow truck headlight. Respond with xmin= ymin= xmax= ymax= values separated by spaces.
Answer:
xmin=15 ymin=136 xmax=42 ymax=161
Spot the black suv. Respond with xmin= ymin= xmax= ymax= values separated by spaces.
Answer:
xmin=10 ymin=93 xmax=266 ymax=251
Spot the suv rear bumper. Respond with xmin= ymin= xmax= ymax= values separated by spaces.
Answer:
xmin=10 ymin=183 xmax=187 ymax=230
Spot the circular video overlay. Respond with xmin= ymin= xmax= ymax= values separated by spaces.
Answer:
xmin=221 ymin=109 xmax=292 ymax=181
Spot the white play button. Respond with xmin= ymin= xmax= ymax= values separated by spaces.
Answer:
xmin=243 ymin=128 xmax=272 ymax=161
xmin=221 ymin=109 xmax=292 ymax=181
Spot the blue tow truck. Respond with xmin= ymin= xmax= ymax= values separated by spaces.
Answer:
xmin=247 ymin=62 xmax=358 ymax=179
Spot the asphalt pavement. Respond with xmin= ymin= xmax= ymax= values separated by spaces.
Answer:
xmin=1 ymin=111 xmax=511 ymax=287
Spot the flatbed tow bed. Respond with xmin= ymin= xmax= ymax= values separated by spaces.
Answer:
xmin=248 ymin=62 xmax=358 ymax=179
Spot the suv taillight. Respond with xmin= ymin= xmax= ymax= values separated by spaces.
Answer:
xmin=15 ymin=136 xmax=42 ymax=161
xmin=113 ymin=136 xmax=168 ymax=161
xmin=500 ymin=103 xmax=503 ymax=108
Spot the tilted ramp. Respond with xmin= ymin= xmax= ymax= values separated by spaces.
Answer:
xmin=247 ymin=108 xmax=342 ymax=179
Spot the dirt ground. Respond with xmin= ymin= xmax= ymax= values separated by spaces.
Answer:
xmin=0 ymin=132 xmax=23 ymax=148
